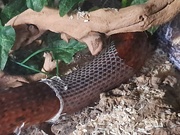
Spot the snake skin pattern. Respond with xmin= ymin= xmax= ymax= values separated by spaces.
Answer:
xmin=43 ymin=43 xmax=134 ymax=115
xmin=0 ymin=32 xmax=151 ymax=134
xmin=155 ymin=13 xmax=180 ymax=70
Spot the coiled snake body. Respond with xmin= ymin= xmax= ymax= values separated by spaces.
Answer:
xmin=0 ymin=32 xmax=152 ymax=134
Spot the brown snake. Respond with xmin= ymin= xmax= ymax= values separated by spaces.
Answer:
xmin=0 ymin=32 xmax=152 ymax=135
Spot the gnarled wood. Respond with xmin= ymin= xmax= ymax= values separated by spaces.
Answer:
xmin=6 ymin=0 xmax=180 ymax=55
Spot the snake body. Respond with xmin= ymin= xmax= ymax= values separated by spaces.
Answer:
xmin=0 ymin=32 xmax=152 ymax=134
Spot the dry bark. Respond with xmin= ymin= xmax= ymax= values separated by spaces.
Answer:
xmin=6 ymin=0 xmax=180 ymax=44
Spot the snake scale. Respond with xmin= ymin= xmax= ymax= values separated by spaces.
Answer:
xmin=0 ymin=32 xmax=152 ymax=134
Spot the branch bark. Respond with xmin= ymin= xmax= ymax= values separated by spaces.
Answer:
xmin=6 ymin=0 xmax=180 ymax=54
xmin=7 ymin=0 xmax=180 ymax=38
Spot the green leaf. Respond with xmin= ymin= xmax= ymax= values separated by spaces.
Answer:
xmin=59 ymin=0 xmax=85 ymax=16
xmin=47 ymin=0 xmax=57 ymax=7
xmin=23 ymin=32 xmax=87 ymax=64
xmin=46 ymin=32 xmax=61 ymax=45
xmin=46 ymin=33 xmax=86 ymax=63
xmin=21 ymin=48 xmax=47 ymax=64
xmin=148 ymin=26 xmax=158 ymax=34
xmin=15 ymin=61 xmax=48 ymax=75
xmin=122 ymin=0 xmax=133 ymax=7
xmin=131 ymin=0 xmax=148 ymax=5
xmin=0 ymin=26 xmax=15 ymax=70
xmin=19 ymin=32 xmax=86 ymax=74
xmin=52 ymin=39 xmax=87 ymax=63
xmin=0 ymin=0 xmax=27 ymax=25
xmin=26 ymin=0 xmax=48 ymax=12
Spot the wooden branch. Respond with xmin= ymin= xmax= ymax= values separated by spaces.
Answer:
xmin=6 ymin=0 xmax=180 ymax=55
xmin=106 ymin=0 xmax=180 ymax=35
xmin=7 ymin=0 xmax=180 ymax=38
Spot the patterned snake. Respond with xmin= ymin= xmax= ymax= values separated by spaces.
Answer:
xmin=0 ymin=32 xmax=153 ymax=134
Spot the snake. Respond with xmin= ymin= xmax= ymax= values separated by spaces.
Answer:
xmin=0 ymin=32 xmax=153 ymax=135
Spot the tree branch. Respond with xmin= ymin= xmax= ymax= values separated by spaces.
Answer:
xmin=6 ymin=0 xmax=180 ymax=54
